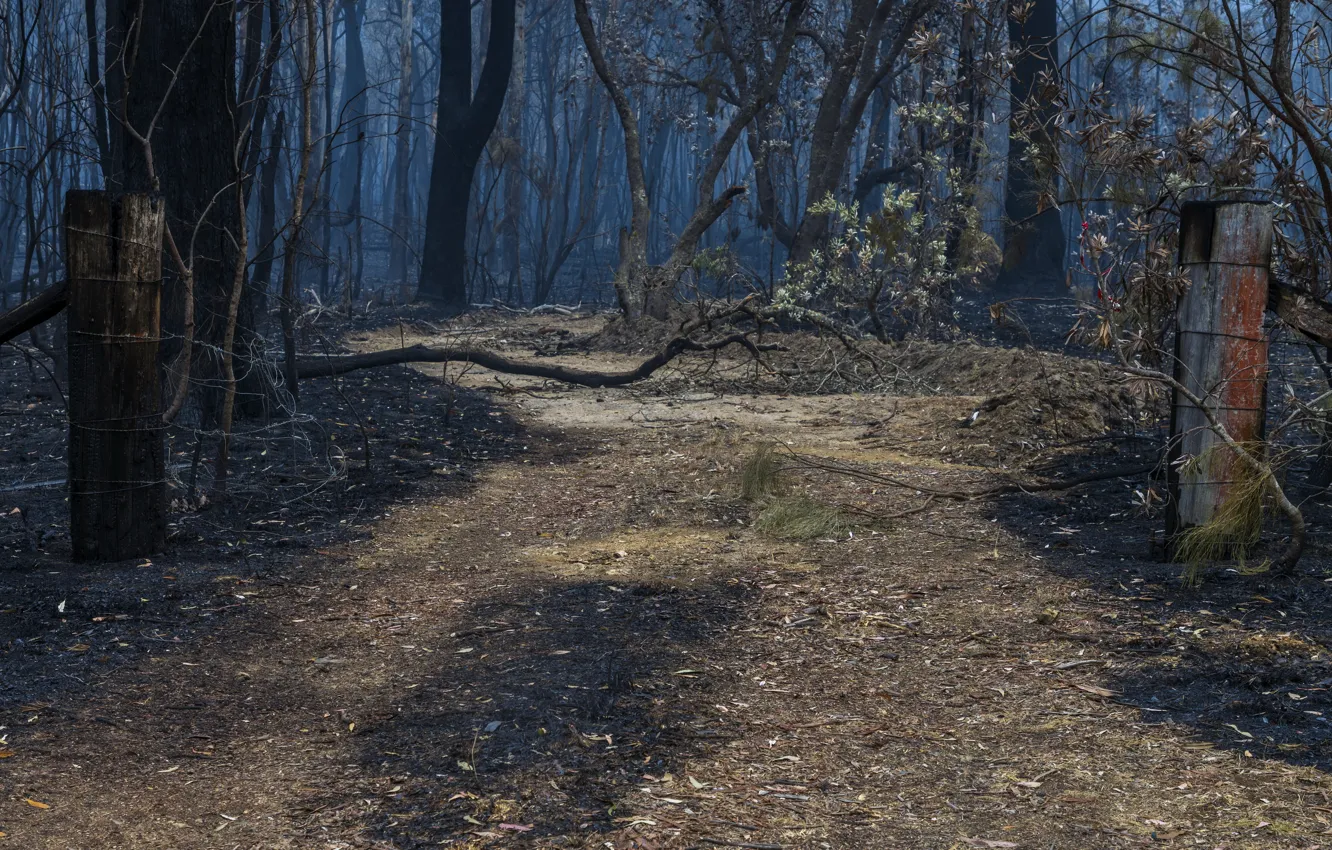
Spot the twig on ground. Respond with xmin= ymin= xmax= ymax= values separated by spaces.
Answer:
xmin=775 ymin=443 xmax=1155 ymax=501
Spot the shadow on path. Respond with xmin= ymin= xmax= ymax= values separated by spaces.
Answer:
xmin=351 ymin=576 xmax=751 ymax=847
xmin=990 ymin=451 xmax=1332 ymax=771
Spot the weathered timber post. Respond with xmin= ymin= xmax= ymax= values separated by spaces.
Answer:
xmin=1167 ymin=200 xmax=1272 ymax=553
xmin=65 ymin=191 xmax=167 ymax=561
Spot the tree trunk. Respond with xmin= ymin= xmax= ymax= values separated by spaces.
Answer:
xmin=417 ymin=0 xmax=518 ymax=308
xmin=251 ymin=110 xmax=285 ymax=318
xmin=335 ymin=0 xmax=367 ymax=215
xmin=1000 ymin=0 xmax=1066 ymax=291
xmin=419 ymin=156 xmax=476 ymax=310
xmin=105 ymin=0 xmax=242 ymax=414
xmin=501 ymin=0 xmax=527 ymax=302
xmin=280 ymin=0 xmax=319 ymax=400
xmin=85 ymin=0 xmax=110 ymax=180
xmin=388 ymin=0 xmax=414 ymax=287
xmin=318 ymin=0 xmax=336 ymax=300
xmin=945 ymin=5 xmax=985 ymax=267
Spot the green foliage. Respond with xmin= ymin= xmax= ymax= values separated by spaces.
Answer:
xmin=955 ymin=207 xmax=1003 ymax=286
xmin=776 ymin=185 xmax=996 ymax=339
xmin=691 ymin=245 xmax=738 ymax=280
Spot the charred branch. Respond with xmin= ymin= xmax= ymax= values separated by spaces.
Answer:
xmin=0 ymin=280 xmax=68 ymax=347
xmin=295 ymin=332 xmax=783 ymax=387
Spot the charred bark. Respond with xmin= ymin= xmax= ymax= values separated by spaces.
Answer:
xmin=417 ymin=0 xmax=518 ymax=309
xmin=999 ymin=0 xmax=1066 ymax=291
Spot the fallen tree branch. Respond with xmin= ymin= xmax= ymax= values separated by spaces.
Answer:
xmin=295 ymin=332 xmax=784 ymax=387
xmin=0 ymin=280 xmax=69 ymax=346
xmin=778 ymin=444 xmax=1155 ymax=501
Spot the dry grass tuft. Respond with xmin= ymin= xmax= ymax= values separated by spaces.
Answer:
xmin=741 ymin=444 xmax=783 ymax=501
xmin=756 ymin=494 xmax=850 ymax=540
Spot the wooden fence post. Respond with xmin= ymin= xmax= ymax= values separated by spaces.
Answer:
xmin=65 ymin=191 xmax=167 ymax=561
xmin=1167 ymin=200 xmax=1272 ymax=553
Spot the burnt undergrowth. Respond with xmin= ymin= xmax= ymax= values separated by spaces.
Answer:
xmin=0 ymin=339 xmax=525 ymax=710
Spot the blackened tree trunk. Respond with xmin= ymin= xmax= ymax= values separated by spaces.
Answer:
xmin=336 ymin=0 xmax=367 ymax=215
xmin=251 ymin=110 xmax=286 ymax=318
xmin=105 ymin=0 xmax=242 ymax=414
xmin=416 ymin=0 xmax=518 ymax=309
xmin=84 ymin=0 xmax=110 ymax=180
xmin=1000 ymin=0 xmax=1066 ymax=291
xmin=318 ymin=0 xmax=336 ymax=300
xmin=338 ymin=0 xmax=368 ymax=297
xmin=500 ymin=0 xmax=527 ymax=303
xmin=944 ymin=5 xmax=985 ymax=267
xmin=388 ymin=0 xmax=414 ymax=288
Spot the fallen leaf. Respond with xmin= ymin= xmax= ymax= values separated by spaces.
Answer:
xmin=688 ymin=776 xmax=707 ymax=789
xmin=158 ymin=765 xmax=179 ymax=774
xmin=1054 ymin=659 xmax=1105 ymax=670
xmin=25 ymin=799 xmax=50 ymax=810
xmin=1224 ymin=723 xmax=1254 ymax=739
xmin=961 ymin=839 xmax=1018 ymax=848
xmin=498 ymin=824 xmax=534 ymax=832
xmin=1073 ymin=683 xmax=1115 ymax=698
xmin=0 ymin=750 xmax=14 ymax=758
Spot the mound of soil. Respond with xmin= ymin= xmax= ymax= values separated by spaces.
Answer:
xmin=667 ymin=331 xmax=1160 ymax=459
xmin=895 ymin=341 xmax=1161 ymax=451
xmin=587 ymin=309 xmax=703 ymax=353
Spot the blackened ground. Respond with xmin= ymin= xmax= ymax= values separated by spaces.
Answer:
xmin=0 ymin=328 xmax=524 ymax=710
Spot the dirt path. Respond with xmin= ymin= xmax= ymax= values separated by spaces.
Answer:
xmin=6 ymin=349 xmax=1332 ymax=849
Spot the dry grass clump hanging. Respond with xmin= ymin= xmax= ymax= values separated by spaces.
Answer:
xmin=1173 ymin=443 xmax=1266 ymax=584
